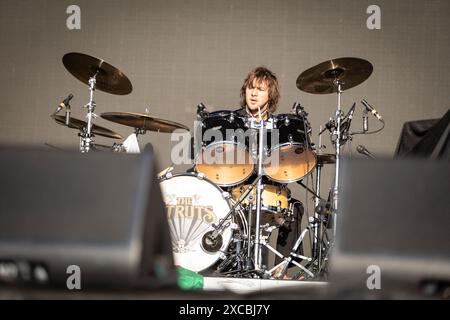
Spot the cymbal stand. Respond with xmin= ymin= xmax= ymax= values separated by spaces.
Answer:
xmin=80 ymin=71 xmax=99 ymax=153
xmin=331 ymin=80 xmax=344 ymax=240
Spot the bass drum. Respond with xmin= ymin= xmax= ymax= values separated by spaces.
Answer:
xmin=159 ymin=173 xmax=233 ymax=272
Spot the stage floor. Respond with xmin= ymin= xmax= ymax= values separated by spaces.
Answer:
xmin=203 ymin=277 xmax=328 ymax=294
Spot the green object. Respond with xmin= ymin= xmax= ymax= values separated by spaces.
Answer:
xmin=176 ymin=267 xmax=204 ymax=290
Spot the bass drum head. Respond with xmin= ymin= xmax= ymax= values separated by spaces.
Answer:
xmin=159 ymin=174 xmax=233 ymax=272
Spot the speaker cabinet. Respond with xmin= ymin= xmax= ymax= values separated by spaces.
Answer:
xmin=0 ymin=146 xmax=176 ymax=289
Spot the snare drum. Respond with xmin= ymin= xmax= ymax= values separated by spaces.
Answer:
xmin=264 ymin=114 xmax=316 ymax=183
xmin=159 ymin=173 xmax=234 ymax=272
xmin=195 ymin=111 xmax=254 ymax=186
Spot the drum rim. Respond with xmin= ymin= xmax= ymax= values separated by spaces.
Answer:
xmin=160 ymin=172 xmax=232 ymax=199
xmin=265 ymin=141 xmax=316 ymax=152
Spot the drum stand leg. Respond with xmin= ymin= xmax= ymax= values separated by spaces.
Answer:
xmin=313 ymin=163 xmax=323 ymax=269
xmin=263 ymin=228 xmax=314 ymax=279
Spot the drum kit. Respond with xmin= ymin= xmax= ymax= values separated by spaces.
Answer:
xmin=52 ymin=52 xmax=381 ymax=280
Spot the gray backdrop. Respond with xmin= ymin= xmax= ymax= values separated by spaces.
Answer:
xmin=1 ymin=0 xmax=449 ymax=262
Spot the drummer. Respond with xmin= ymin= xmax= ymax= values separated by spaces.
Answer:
xmin=235 ymin=66 xmax=279 ymax=121
xmin=235 ymin=66 xmax=304 ymax=271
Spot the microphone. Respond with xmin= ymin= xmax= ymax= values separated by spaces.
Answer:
xmin=362 ymin=108 xmax=369 ymax=132
xmin=319 ymin=118 xmax=335 ymax=135
xmin=356 ymin=144 xmax=376 ymax=159
xmin=361 ymin=99 xmax=382 ymax=121
xmin=54 ymin=93 xmax=74 ymax=114
xmin=342 ymin=102 xmax=356 ymax=133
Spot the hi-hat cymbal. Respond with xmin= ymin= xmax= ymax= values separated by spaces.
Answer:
xmin=296 ymin=57 xmax=373 ymax=94
xmin=62 ymin=52 xmax=132 ymax=95
xmin=316 ymin=153 xmax=336 ymax=165
xmin=100 ymin=112 xmax=189 ymax=133
xmin=52 ymin=115 xmax=123 ymax=139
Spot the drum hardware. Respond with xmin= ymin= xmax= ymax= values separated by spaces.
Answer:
xmin=204 ymin=175 xmax=263 ymax=247
xmin=269 ymin=227 xmax=314 ymax=279
xmin=297 ymin=179 xmax=322 ymax=200
xmin=251 ymin=115 xmax=274 ymax=271
xmin=296 ymin=57 xmax=375 ymax=276
xmin=196 ymin=102 xmax=209 ymax=120
xmin=244 ymin=195 xmax=255 ymax=271
xmin=297 ymin=57 xmax=374 ymax=243
xmin=61 ymin=52 xmax=133 ymax=152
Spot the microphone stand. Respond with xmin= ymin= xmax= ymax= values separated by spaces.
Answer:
xmin=65 ymin=101 xmax=71 ymax=126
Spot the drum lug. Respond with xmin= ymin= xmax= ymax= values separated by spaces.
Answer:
xmin=196 ymin=172 xmax=205 ymax=179
xmin=222 ymin=191 xmax=231 ymax=199
xmin=284 ymin=117 xmax=290 ymax=126
xmin=288 ymin=134 xmax=294 ymax=143
xmin=165 ymin=171 xmax=173 ymax=179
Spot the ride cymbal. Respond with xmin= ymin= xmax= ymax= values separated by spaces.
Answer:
xmin=52 ymin=115 xmax=123 ymax=139
xmin=100 ymin=112 xmax=189 ymax=133
xmin=296 ymin=57 xmax=373 ymax=94
xmin=63 ymin=52 xmax=132 ymax=95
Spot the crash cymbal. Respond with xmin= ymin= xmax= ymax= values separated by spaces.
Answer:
xmin=316 ymin=153 xmax=336 ymax=165
xmin=52 ymin=115 xmax=123 ymax=139
xmin=62 ymin=52 xmax=132 ymax=95
xmin=296 ymin=57 xmax=373 ymax=94
xmin=100 ymin=112 xmax=189 ymax=133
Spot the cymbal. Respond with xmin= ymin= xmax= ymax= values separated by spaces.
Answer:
xmin=52 ymin=115 xmax=123 ymax=139
xmin=316 ymin=153 xmax=336 ymax=165
xmin=62 ymin=52 xmax=132 ymax=95
xmin=296 ymin=57 xmax=373 ymax=94
xmin=100 ymin=112 xmax=189 ymax=133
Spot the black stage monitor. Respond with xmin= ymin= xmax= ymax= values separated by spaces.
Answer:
xmin=331 ymin=158 xmax=450 ymax=297
xmin=0 ymin=146 xmax=176 ymax=290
